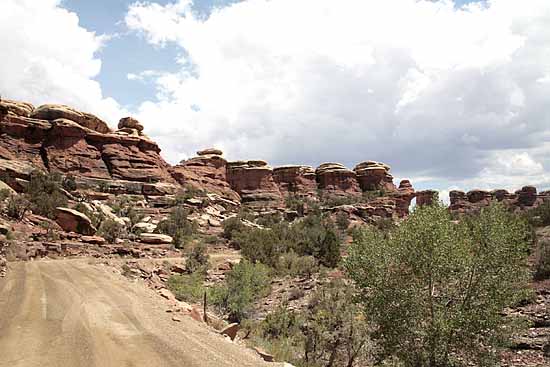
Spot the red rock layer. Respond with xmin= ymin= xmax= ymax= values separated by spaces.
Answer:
xmin=354 ymin=161 xmax=396 ymax=192
xmin=273 ymin=165 xmax=317 ymax=197
xmin=227 ymin=160 xmax=283 ymax=208
xmin=315 ymin=163 xmax=361 ymax=196
xmin=170 ymin=150 xmax=240 ymax=202
xmin=0 ymin=99 xmax=173 ymax=184
xmin=449 ymin=186 xmax=548 ymax=214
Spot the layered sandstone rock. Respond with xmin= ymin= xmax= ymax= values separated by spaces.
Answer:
xmin=392 ymin=179 xmax=416 ymax=217
xmin=227 ymin=160 xmax=283 ymax=208
xmin=43 ymin=119 xmax=111 ymax=179
xmin=315 ymin=163 xmax=361 ymax=195
xmin=273 ymin=165 xmax=317 ymax=197
xmin=354 ymin=161 xmax=396 ymax=192
xmin=449 ymin=186 xmax=547 ymax=215
xmin=55 ymin=207 xmax=96 ymax=235
xmin=416 ymin=190 xmax=439 ymax=207
xmin=170 ymin=149 xmax=240 ymax=202
xmin=0 ymin=100 xmax=173 ymax=185
xmin=0 ymin=99 xmax=34 ymax=117
xmin=31 ymin=104 xmax=111 ymax=134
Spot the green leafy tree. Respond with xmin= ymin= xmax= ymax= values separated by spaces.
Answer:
xmin=345 ymin=203 xmax=530 ymax=367
xmin=25 ymin=171 xmax=67 ymax=218
xmin=156 ymin=206 xmax=197 ymax=248
xmin=210 ymin=260 xmax=271 ymax=322
xmin=185 ymin=242 xmax=209 ymax=274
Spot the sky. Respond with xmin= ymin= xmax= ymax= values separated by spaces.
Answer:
xmin=1 ymin=0 xmax=550 ymax=199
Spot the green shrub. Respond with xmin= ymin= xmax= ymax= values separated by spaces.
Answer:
xmin=526 ymin=200 xmax=550 ymax=227
xmin=233 ymin=213 xmax=341 ymax=269
xmin=209 ymin=260 xmax=271 ymax=322
xmin=335 ymin=211 xmax=350 ymax=231
xmin=535 ymin=238 xmax=550 ymax=280
xmin=98 ymin=219 xmax=126 ymax=243
xmin=25 ymin=171 xmax=67 ymax=219
xmin=6 ymin=194 xmax=29 ymax=220
xmin=168 ymin=272 xmax=205 ymax=303
xmin=276 ymin=250 xmax=318 ymax=278
xmin=0 ymin=188 xmax=12 ymax=201
xmin=256 ymin=212 xmax=283 ymax=227
xmin=345 ymin=203 xmax=531 ymax=367
xmin=62 ymin=174 xmax=77 ymax=191
xmin=156 ymin=206 xmax=198 ymax=248
xmin=301 ymin=279 xmax=372 ymax=367
xmin=222 ymin=216 xmax=246 ymax=240
xmin=185 ymin=242 xmax=209 ymax=274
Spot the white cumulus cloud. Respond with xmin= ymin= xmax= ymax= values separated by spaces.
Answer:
xmin=0 ymin=0 xmax=126 ymax=125
xmin=124 ymin=0 xmax=550 ymax=196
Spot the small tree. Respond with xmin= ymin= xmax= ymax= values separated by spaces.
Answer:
xmin=345 ymin=203 xmax=530 ymax=367
xmin=185 ymin=242 xmax=209 ymax=274
xmin=210 ymin=260 xmax=271 ymax=322
xmin=302 ymin=280 xmax=372 ymax=367
xmin=25 ymin=171 xmax=67 ymax=218
xmin=156 ymin=206 xmax=197 ymax=248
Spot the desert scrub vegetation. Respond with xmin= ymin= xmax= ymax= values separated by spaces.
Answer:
xmin=97 ymin=218 xmax=126 ymax=243
xmin=156 ymin=206 xmax=198 ymax=248
xmin=209 ymin=260 xmax=271 ymax=322
xmin=245 ymin=279 xmax=372 ymax=367
xmin=232 ymin=212 xmax=341 ymax=271
xmin=534 ymin=236 xmax=550 ymax=280
xmin=168 ymin=272 xmax=206 ymax=303
xmin=25 ymin=171 xmax=68 ymax=218
xmin=184 ymin=241 xmax=209 ymax=274
xmin=345 ymin=203 xmax=531 ymax=367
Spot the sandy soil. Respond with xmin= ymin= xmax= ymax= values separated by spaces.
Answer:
xmin=0 ymin=259 xmax=269 ymax=367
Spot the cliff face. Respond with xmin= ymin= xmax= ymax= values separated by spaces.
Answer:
xmin=0 ymin=100 xmax=173 ymax=186
xmin=0 ymin=98 xmax=418 ymax=217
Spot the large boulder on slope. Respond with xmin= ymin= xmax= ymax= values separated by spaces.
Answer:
xmin=55 ymin=207 xmax=96 ymax=235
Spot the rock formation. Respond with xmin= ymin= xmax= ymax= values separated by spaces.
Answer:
xmin=273 ymin=165 xmax=317 ymax=197
xmin=170 ymin=149 xmax=240 ymax=202
xmin=354 ymin=161 xmax=396 ymax=192
xmin=227 ymin=160 xmax=283 ymax=209
xmin=449 ymin=186 xmax=550 ymax=215
xmin=0 ymin=102 xmax=173 ymax=187
xmin=315 ymin=163 xmax=361 ymax=196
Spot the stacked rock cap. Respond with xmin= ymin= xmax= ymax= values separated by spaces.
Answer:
xmin=354 ymin=161 xmax=391 ymax=174
xmin=118 ymin=117 xmax=144 ymax=132
xmin=0 ymin=99 xmax=34 ymax=117
xmin=197 ymin=148 xmax=223 ymax=156
xmin=32 ymin=104 xmax=111 ymax=134
xmin=228 ymin=160 xmax=271 ymax=169
xmin=273 ymin=165 xmax=316 ymax=176
xmin=316 ymin=162 xmax=353 ymax=174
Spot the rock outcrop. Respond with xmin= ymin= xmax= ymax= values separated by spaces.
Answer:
xmin=227 ymin=160 xmax=283 ymax=209
xmin=449 ymin=186 xmax=550 ymax=215
xmin=416 ymin=190 xmax=439 ymax=207
xmin=0 ymin=102 xmax=173 ymax=186
xmin=273 ymin=165 xmax=317 ymax=197
xmin=354 ymin=161 xmax=396 ymax=192
xmin=315 ymin=163 xmax=361 ymax=196
xmin=170 ymin=149 xmax=240 ymax=202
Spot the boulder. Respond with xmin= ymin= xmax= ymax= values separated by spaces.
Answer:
xmin=197 ymin=148 xmax=223 ymax=156
xmin=0 ymin=99 xmax=34 ymax=117
xmin=140 ymin=233 xmax=173 ymax=244
xmin=55 ymin=207 xmax=96 ymax=235
xmin=118 ymin=117 xmax=144 ymax=132
xmin=220 ymin=323 xmax=239 ymax=341
xmin=32 ymin=104 xmax=111 ymax=134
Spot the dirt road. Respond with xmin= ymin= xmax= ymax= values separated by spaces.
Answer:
xmin=0 ymin=259 xmax=268 ymax=367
